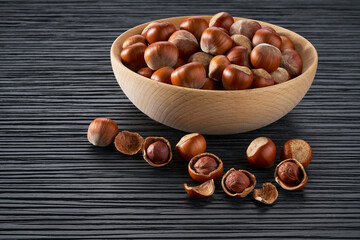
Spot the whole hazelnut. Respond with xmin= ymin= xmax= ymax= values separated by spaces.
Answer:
xmin=225 ymin=46 xmax=250 ymax=67
xmin=176 ymin=133 xmax=206 ymax=161
xmin=137 ymin=67 xmax=154 ymax=78
xmin=280 ymin=36 xmax=295 ymax=51
xmin=87 ymin=118 xmax=119 ymax=147
xmin=201 ymin=78 xmax=218 ymax=90
xmin=276 ymin=161 xmax=300 ymax=184
xmin=209 ymin=12 xmax=234 ymax=31
xmin=246 ymin=137 xmax=276 ymax=168
xmin=225 ymin=170 xmax=250 ymax=193
xmin=151 ymin=67 xmax=174 ymax=84
xmin=270 ymin=67 xmax=291 ymax=84
xmin=251 ymin=68 xmax=274 ymax=88
xmin=145 ymin=21 xmax=176 ymax=43
xmin=120 ymin=42 xmax=147 ymax=71
xmin=173 ymin=58 xmax=187 ymax=69
xmin=231 ymin=34 xmax=252 ymax=54
xmin=208 ymin=55 xmax=231 ymax=82
xmin=222 ymin=64 xmax=253 ymax=90
xmin=168 ymin=30 xmax=199 ymax=59
xmin=171 ymin=62 xmax=207 ymax=89
xmin=250 ymin=43 xmax=282 ymax=73
xmin=141 ymin=21 xmax=160 ymax=38
xmin=281 ymin=138 xmax=313 ymax=167
xmin=252 ymin=28 xmax=282 ymax=49
xmin=188 ymin=52 xmax=213 ymax=73
xmin=146 ymin=140 xmax=170 ymax=164
xmin=122 ymin=34 xmax=147 ymax=49
xmin=229 ymin=20 xmax=261 ymax=40
xmin=261 ymin=26 xmax=277 ymax=34
xmin=193 ymin=156 xmax=218 ymax=175
xmin=180 ymin=16 xmax=209 ymax=40
xmin=144 ymin=41 xmax=179 ymax=70
xmin=280 ymin=48 xmax=303 ymax=78
xmin=200 ymin=27 xmax=233 ymax=55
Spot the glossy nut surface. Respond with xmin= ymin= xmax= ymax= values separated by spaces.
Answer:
xmin=281 ymin=138 xmax=313 ymax=167
xmin=270 ymin=67 xmax=291 ymax=84
xmin=141 ymin=21 xmax=159 ymax=37
xmin=229 ymin=20 xmax=261 ymax=40
xmin=201 ymin=78 xmax=218 ymax=90
xmin=180 ymin=16 xmax=209 ymax=40
xmin=120 ymin=42 xmax=147 ymax=71
xmin=87 ymin=118 xmax=119 ymax=147
xmin=176 ymin=133 xmax=206 ymax=161
xmin=222 ymin=64 xmax=253 ymax=90
xmin=122 ymin=34 xmax=147 ymax=49
xmin=280 ymin=48 xmax=303 ymax=78
xmin=246 ymin=136 xmax=276 ymax=168
xmin=142 ymin=137 xmax=172 ymax=167
xmin=275 ymin=159 xmax=308 ymax=191
xmin=137 ymin=67 xmax=154 ymax=78
xmin=184 ymin=179 xmax=215 ymax=198
xmin=171 ymin=62 xmax=206 ymax=89
xmin=250 ymin=43 xmax=282 ymax=73
xmin=188 ymin=52 xmax=213 ymax=73
xmin=225 ymin=170 xmax=250 ymax=193
xmin=231 ymin=34 xmax=252 ymax=54
xmin=144 ymin=41 xmax=178 ymax=70
xmin=221 ymin=168 xmax=256 ymax=198
xmin=280 ymin=36 xmax=295 ymax=51
xmin=251 ymin=68 xmax=274 ymax=88
xmin=209 ymin=12 xmax=234 ymax=31
xmin=188 ymin=153 xmax=223 ymax=182
xmin=200 ymin=27 xmax=233 ymax=55
xmin=151 ymin=67 xmax=174 ymax=84
xmin=173 ymin=58 xmax=187 ymax=69
xmin=114 ymin=130 xmax=144 ymax=155
xmin=252 ymin=28 xmax=282 ymax=49
xmin=253 ymin=182 xmax=278 ymax=204
xmin=208 ymin=55 xmax=231 ymax=82
xmin=168 ymin=30 xmax=199 ymax=59
xmin=226 ymin=46 xmax=249 ymax=67
xmin=145 ymin=21 xmax=176 ymax=43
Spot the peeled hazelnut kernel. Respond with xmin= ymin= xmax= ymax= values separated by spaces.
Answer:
xmin=281 ymin=139 xmax=313 ymax=167
xmin=188 ymin=153 xmax=223 ymax=182
xmin=151 ymin=67 xmax=174 ymax=84
xmin=209 ymin=12 xmax=234 ymax=31
xmin=200 ymin=27 xmax=233 ymax=55
xmin=229 ymin=20 xmax=261 ymax=40
xmin=184 ymin=179 xmax=215 ymax=198
xmin=250 ymin=43 xmax=282 ymax=73
xmin=222 ymin=64 xmax=253 ymax=90
xmin=251 ymin=68 xmax=274 ymax=88
xmin=246 ymin=137 xmax=276 ymax=168
xmin=280 ymin=36 xmax=295 ymax=51
xmin=188 ymin=52 xmax=213 ymax=73
xmin=225 ymin=46 xmax=250 ymax=67
xmin=180 ymin=16 xmax=209 ymax=41
xmin=275 ymin=159 xmax=308 ymax=191
xmin=253 ymin=182 xmax=278 ymax=204
xmin=171 ymin=62 xmax=207 ymax=89
xmin=141 ymin=21 xmax=160 ymax=38
xmin=120 ymin=42 xmax=147 ymax=71
xmin=270 ymin=67 xmax=290 ymax=84
xmin=137 ymin=67 xmax=154 ymax=78
xmin=168 ymin=30 xmax=199 ymax=59
xmin=173 ymin=58 xmax=187 ymax=69
xmin=252 ymin=28 xmax=282 ymax=49
xmin=144 ymin=41 xmax=179 ymax=70
xmin=87 ymin=118 xmax=119 ymax=147
xmin=201 ymin=78 xmax=218 ymax=90
xmin=176 ymin=133 xmax=206 ymax=161
xmin=142 ymin=137 xmax=172 ymax=167
xmin=145 ymin=21 xmax=176 ymax=43
xmin=114 ymin=130 xmax=144 ymax=155
xmin=122 ymin=34 xmax=147 ymax=49
xmin=280 ymin=48 xmax=303 ymax=78
xmin=231 ymin=34 xmax=252 ymax=54
xmin=221 ymin=168 xmax=256 ymax=198
xmin=208 ymin=55 xmax=231 ymax=82
xmin=262 ymin=26 xmax=277 ymax=34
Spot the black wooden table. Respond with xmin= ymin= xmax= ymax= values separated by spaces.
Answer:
xmin=1 ymin=0 xmax=360 ymax=239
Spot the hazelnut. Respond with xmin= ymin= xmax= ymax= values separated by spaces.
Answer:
xmin=246 ymin=137 xmax=276 ymax=168
xmin=261 ymin=26 xmax=277 ymax=34
xmin=145 ymin=21 xmax=176 ymax=43
xmin=168 ymin=30 xmax=199 ymax=59
xmin=120 ymin=42 xmax=147 ymax=71
xmin=188 ymin=52 xmax=213 ymax=73
xmin=270 ymin=67 xmax=291 ymax=84
xmin=188 ymin=153 xmax=223 ymax=182
xmin=144 ymin=41 xmax=179 ymax=70
xmin=141 ymin=21 xmax=160 ymax=38
xmin=122 ymin=34 xmax=147 ymax=49
xmin=114 ymin=130 xmax=144 ymax=155
xmin=275 ymin=159 xmax=308 ymax=191
xmin=280 ymin=36 xmax=295 ymax=51
xmin=252 ymin=28 xmax=282 ymax=49
xmin=176 ymin=133 xmax=206 ymax=161
xmin=171 ymin=62 xmax=207 ymax=89
xmin=137 ymin=67 xmax=154 ymax=78
xmin=180 ymin=16 xmax=209 ymax=40
xmin=201 ymin=78 xmax=218 ymax=90
xmin=225 ymin=46 xmax=250 ymax=67
xmin=280 ymin=48 xmax=303 ymax=78
xmin=209 ymin=12 xmax=234 ymax=31
xmin=173 ymin=58 xmax=187 ymax=69
xmin=281 ymin=138 xmax=313 ymax=167
xmin=222 ymin=64 xmax=253 ymax=90
xmin=231 ymin=34 xmax=252 ymax=54
xmin=87 ymin=118 xmax=119 ymax=147
xmin=142 ymin=137 xmax=172 ymax=167
xmin=229 ymin=20 xmax=261 ymax=40
xmin=200 ymin=27 xmax=233 ymax=55
xmin=253 ymin=182 xmax=278 ymax=204
xmin=250 ymin=43 xmax=282 ymax=73
xmin=151 ymin=67 xmax=174 ymax=84
xmin=184 ymin=179 xmax=215 ymax=198
xmin=221 ymin=168 xmax=256 ymax=198
xmin=208 ymin=55 xmax=231 ymax=82
xmin=251 ymin=68 xmax=274 ymax=88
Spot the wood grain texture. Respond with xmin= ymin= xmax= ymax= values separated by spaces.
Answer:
xmin=1 ymin=0 xmax=360 ymax=239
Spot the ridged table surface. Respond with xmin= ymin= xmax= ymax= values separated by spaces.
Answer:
xmin=1 ymin=0 xmax=360 ymax=239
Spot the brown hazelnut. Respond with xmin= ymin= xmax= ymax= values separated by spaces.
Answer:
xmin=151 ymin=67 xmax=174 ymax=84
xmin=188 ymin=153 xmax=223 ymax=182
xmin=142 ymin=137 xmax=172 ymax=167
xmin=180 ymin=16 xmax=209 ymax=40
xmin=168 ymin=30 xmax=199 ymax=59
xmin=145 ymin=21 xmax=176 ymax=44
xmin=120 ymin=42 xmax=147 ymax=71
xmin=231 ymin=34 xmax=252 ymax=54
xmin=222 ymin=64 xmax=253 ymax=90
xmin=144 ymin=41 xmax=179 ymax=70
xmin=200 ymin=27 xmax=233 ymax=55
xmin=141 ymin=21 xmax=160 ymax=38
xmin=188 ymin=52 xmax=213 ymax=73
xmin=221 ymin=168 xmax=256 ymax=198
xmin=114 ymin=130 xmax=144 ymax=155
xmin=280 ymin=36 xmax=295 ymax=51
xmin=251 ymin=68 xmax=274 ymax=88
xmin=201 ymin=78 xmax=218 ymax=90
xmin=275 ymin=159 xmax=308 ymax=191
xmin=246 ymin=137 xmax=276 ymax=168
xmin=171 ymin=62 xmax=207 ymax=89
xmin=208 ymin=55 xmax=231 ymax=82
xmin=184 ymin=179 xmax=215 ymax=198
xmin=209 ymin=12 xmax=234 ymax=31
xmin=270 ymin=67 xmax=291 ymax=84
xmin=225 ymin=46 xmax=250 ymax=67
xmin=87 ymin=118 xmax=119 ymax=147
xmin=122 ymin=34 xmax=147 ymax=49
xmin=262 ymin=26 xmax=277 ymax=34
xmin=173 ymin=58 xmax=187 ymax=69
xmin=250 ymin=43 xmax=282 ymax=73
xmin=229 ymin=20 xmax=261 ymax=40
xmin=281 ymin=138 xmax=313 ymax=167
xmin=253 ymin=182 xmax=278 ymax=204
xmin=137 ymin=67 xmax=154 ymax=78
xmin=252 ymin=28 xmax=282 ymax=49
xmin=176 ymin=133 xmax=206 ymax=161
xmin=280 ymin=48 xmax=303 ymax=78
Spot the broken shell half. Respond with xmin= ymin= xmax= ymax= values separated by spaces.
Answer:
xmin=253 ymin=182 xmax=278 ymax=204
xmin=184 ymin=179 xmax=215 ymax=198
xmin=114 ymin=130 xmax=144 ymax=155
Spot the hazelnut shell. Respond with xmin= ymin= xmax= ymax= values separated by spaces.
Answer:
xmin=281 ymin=138 xmax=313 ymax=167
xmin=142 ymin=137 xmax=172 ymax=167
xmin=253 ymin=182 xmax=278 ymax=204
xmin=275 ymin=159 xmax=308 ymax=191
xmin=184 ymin=179 xmax=215 ymax=198
xmin=114 ymin=130 xmax=144 ymax=155
xmin=221 ymin=168 xmax=256 ymax=198
xmin=188 ymin=153 xmax=223 ymax=182
xmin=176 ymin=133 xmax=206 ymax=161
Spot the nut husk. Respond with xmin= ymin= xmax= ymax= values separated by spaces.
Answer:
xmin=253 ymin=182 xmax=278 ymax=204
xmin=188 ymin=153 xmax=223 ymax=182
xmin=221 ymin=168 xmax=256 ymax=198
xmin=184 ymin=179 xmax=215 ymax=198
xmin=274 ymin=159 xmax=308 ymax=191
xmin=114 ymin=131 xmax=144 ymax=155
xmin=142 ymin=136 xmax=172 ymax=167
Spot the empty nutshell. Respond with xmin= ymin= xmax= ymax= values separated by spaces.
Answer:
xmin=253 ymin=182 xmax=278 ymax=204
xmin=184 ymin=179 xmax=215 ymax=198
xmin=114 ymin=130 xmax=144 ymax=155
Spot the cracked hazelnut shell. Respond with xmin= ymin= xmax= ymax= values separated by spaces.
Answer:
xmin=221 ymin=168 xmax=256 ymax=198
xmin=114 ymin=130 xmax=144 ymax=155
xmin=184 ymin=179 xmax=215 ymax=198
xmin=142 ymin=137 xmax=172 ymax=167
xmin=176 ymin=133 xmax=206 ymax=161
xmin=281 ymin=138 xmax=313 ymax=167
xmin=188 ymin=153 xmax=223 ymax=182
xmin=275 ymin=159 xmax=308 ymax=191
xmin=253 ymin=182 xmax=278 ymax=204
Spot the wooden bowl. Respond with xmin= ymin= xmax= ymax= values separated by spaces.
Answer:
xmin=111 ymin=16 xmax=318 ymax=135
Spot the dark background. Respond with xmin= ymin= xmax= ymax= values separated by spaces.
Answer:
xmin=1 ymin=0 xmax=360 ymax=239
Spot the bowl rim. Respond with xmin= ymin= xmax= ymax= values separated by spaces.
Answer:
xmin=111 ymin=15 xmax=318 ymax=94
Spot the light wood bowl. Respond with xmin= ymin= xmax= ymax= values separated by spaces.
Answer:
xmin=111 ymin=16 xmax=318 ymax=135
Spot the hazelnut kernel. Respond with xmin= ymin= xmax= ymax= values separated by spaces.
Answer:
xmin=225 ymin=170 xmax=250 ymax=193
xmin=277 ymin=161 xmax=300 ymax=184
xmin=193 ymin=156 xmax=218 ymax=175
xmin=146 ymin=141 xmax=170 ymax=164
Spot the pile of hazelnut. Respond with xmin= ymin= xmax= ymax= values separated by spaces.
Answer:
xmin=88 ymin=118 xmax=313 ymax=204
xmin=120 ymin=12 xmax=303 ymax=90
